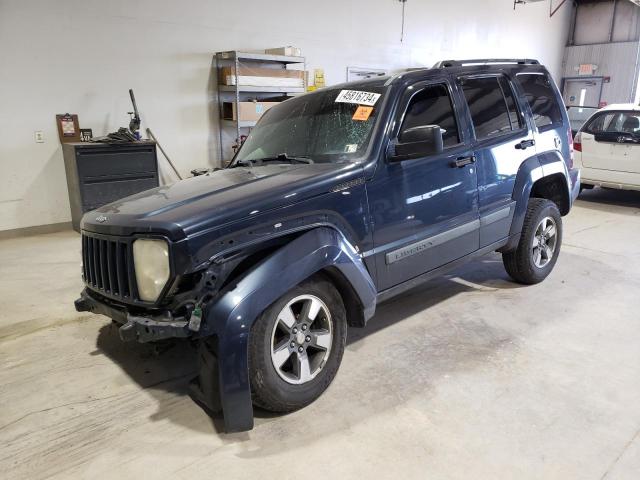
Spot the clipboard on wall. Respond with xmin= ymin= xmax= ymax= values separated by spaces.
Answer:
xmin=56 ymin=113 xmax=81 ymax=143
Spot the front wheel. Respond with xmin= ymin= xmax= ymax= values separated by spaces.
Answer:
xmin=502 ymin=198 xmax=562 ymax=285
xmin=248 ymin=274 xmax=347 ymax=413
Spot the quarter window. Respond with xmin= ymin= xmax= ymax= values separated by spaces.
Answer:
xmin=517 ymin=73 xmax=563 ymax=129
xmin=461 ymin=76 xmax=522 ymax=140
xmin=399 ymin=84 xmax=460 ymax=147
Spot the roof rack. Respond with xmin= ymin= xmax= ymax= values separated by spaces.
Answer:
xmin=433 ymin=58 xmax=540 ymax=68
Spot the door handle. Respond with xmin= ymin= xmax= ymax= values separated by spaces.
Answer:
xmin=515 ymin=139 xmax=535 ymax=150
xmin=451 ymin=155 xmax=476 ymax=168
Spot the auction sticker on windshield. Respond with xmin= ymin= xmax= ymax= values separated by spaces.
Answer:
xmin=352 ymin=105 xmax=374 ymax=121
xmin=335 ymin=90 xmax=381 ymax=106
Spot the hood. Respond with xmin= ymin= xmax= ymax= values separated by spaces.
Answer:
xmin=81 ymin=162 xmax=360 ymax=239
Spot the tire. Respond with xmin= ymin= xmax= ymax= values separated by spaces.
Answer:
xmin=502 ymin=198 xmax=562 ymax=285
xmin=248 ymin=274 xmax=347 ymax=413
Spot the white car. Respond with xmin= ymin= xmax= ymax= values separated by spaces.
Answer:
xmin=574 ymin=103 xmax=640 ymax=192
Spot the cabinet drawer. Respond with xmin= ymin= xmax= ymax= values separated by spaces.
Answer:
xmin=81 ymin=177 xmax=159 ymax=212
xmin=77 ymin=147 xmax=157 ymax=179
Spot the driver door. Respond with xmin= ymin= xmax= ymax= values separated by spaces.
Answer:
xmin=367 ymin=80 xmax=479 ymax=291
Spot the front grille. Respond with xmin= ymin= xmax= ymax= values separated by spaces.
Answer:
xmin=82 ymin=234 xmax=136 ymax=300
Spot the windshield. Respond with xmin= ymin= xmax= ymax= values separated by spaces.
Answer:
xmin=234 ymin=81 xmax=388 ymax=165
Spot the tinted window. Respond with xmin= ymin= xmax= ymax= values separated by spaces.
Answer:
xmin=586 ymin=111 xmax=640 ymax=135
xmin=399 ymin=84 xmax=459 ymax=147
xmin=461 ymin=76 xmax=521 ymax=139
xmin=500 ymin=77 xmax=523 ymax=130
xmin=517 ymin=73 xmax=563 ymax=129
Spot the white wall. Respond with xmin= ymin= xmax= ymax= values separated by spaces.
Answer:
xmin=0 ymin=0 xmax=572 ymax=232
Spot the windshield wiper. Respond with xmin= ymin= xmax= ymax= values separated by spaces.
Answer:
xmin=237 ymin=153 xmax=314 ymax=166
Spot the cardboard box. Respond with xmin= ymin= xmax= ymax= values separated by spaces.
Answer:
xmin=222 ymin=101 xmax=279 ymax=122
xmin=224 ymin=76 xmax=304 ymax=88
xmin=265 ymin=46 xmax=302 ymax=57
xmin=220 ymin=66 xmax=303 ymax=83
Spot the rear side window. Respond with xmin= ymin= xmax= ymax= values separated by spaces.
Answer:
xmin=461 ymin=76 xmax=522 ymax=140
xmin=517 ymin=73 xmax=563 ymax=129
xmin=585 ymin=111 xmax=640 ymax=135
xmin=400 ymin=84 xmax=460 ymax=147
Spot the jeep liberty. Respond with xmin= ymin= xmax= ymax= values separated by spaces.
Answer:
xmin=75 ymin=59 xmax=580 ymax=432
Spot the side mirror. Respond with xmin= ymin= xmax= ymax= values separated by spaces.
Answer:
xmin=389 ymin=125 xmax=444 ymax=161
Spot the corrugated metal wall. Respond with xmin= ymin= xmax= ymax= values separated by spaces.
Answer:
xmin=563 ymin=42 xmax=640 ymax=104
xmin=563 ymin=0 xmax=640 ymax=105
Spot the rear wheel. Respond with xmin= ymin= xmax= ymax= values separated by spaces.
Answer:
xmin=502 ymin=198 xmax=562 ymax=284
xmin=248 ymin=275 xmax=346 ymax=412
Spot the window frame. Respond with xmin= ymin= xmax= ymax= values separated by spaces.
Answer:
xmin=515 ymin=72 xmax=564 ymax=133
xmin=394 ymin=79 xmax=465 ymax=155
xmin=458 ymin=73 xmax=527 ymax=143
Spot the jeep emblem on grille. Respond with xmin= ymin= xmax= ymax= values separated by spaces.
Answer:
xmin=95 ymin=215 xmax=108 ymax=223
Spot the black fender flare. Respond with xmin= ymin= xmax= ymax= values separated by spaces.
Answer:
xmin=198 ymin=226 xmax=377 ymax=432
xmin=505 ymin=152 xmax=571 ymax=251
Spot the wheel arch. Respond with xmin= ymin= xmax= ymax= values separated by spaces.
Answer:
xmin=212 ymin=240 xmax=371 ymax=329
xmin=505 ymin=154 xmax=570 ymax=251
xmin=319 ymin=266 xmax=368 ymax=328
xmin=196 ymin=226 xmax=377 ymax=433
xmin=530 ymin=172 xmax=570 ymax=216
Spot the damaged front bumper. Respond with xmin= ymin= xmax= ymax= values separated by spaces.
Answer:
xmin=74 ymin=289 xmax=194 ymax=343
xmin=76 ymin=288 xmax=225 ymax=423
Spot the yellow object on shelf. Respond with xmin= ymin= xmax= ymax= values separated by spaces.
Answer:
xmin=314 ymin=68 xmax=325 ymax=89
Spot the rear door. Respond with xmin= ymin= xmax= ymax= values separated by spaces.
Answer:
xmin=581 ymin=110 xmax=640 ymax=174
xmin=456 ymin=74 xmax=534 ymax=247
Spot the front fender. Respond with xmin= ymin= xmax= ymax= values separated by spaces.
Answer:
xmin=199 ymin=227 xmax=376 ymax=432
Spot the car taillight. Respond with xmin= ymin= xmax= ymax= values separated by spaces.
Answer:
xmin=567 ymin=127 xmax=575 ymax=168
xmin=573 ymin=132 xmax=582 ymax=152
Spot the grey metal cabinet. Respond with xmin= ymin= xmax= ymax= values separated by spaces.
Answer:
xmin=62 ymin=142 xmax=159 ymax=231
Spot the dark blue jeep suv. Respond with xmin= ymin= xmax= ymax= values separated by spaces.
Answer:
xmin=75 ymin=58 xmax=580 ymax=432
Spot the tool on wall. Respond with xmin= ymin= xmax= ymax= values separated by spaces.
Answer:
xmin=128 ymin=89 xmax=141 ymax=140
xmin=91 ymin=89 xmax=142 ymax=143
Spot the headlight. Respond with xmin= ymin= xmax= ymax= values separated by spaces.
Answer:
xmin=133 ymin=239 xmax=170 ymax=302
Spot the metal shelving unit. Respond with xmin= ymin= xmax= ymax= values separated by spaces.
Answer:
xmin=215 ymin=50 xmax=306 ymax=163
xmin=215 ymin=51 xmax=306 ymax=163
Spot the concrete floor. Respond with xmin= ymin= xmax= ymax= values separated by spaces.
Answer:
xmin=1 ymin=188 xmax=639 ymax=479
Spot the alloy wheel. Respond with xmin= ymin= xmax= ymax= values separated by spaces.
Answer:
xmin=532 ymin=216 xmax=558 ymax=268
xmin=270 ymin=294 xmax=333 ymax=385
